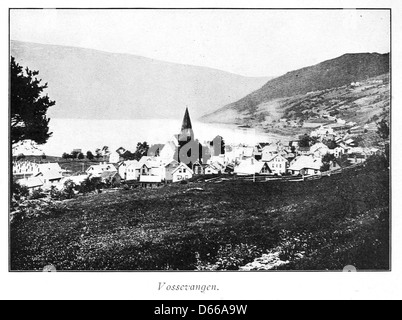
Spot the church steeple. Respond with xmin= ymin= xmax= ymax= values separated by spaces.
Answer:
xmin=178 ymin=107 xmax=194 ymax=144
xmin=181 ymin=107 xmax=193 ymax=131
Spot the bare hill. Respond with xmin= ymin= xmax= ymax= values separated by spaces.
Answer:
xmin=201 ymin=53 xmax=390 ymax=127
xmin=10 ymin=40 xmax=271 ymax=120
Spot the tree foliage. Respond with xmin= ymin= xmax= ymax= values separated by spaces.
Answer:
xmin=134 ymin=142 xmax=150 ymax=160
xmin=298 ymin=135 xmax=311 ymax=148
xmin=11 ymin=56 xmax=55 ymax=146
xmin=377 ymin=119 xmax=390 ymax=140
xmin=86 ymin=151 xmax=94 ymax=161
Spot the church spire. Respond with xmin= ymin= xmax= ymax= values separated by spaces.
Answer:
xmin=181 ymin=107 xmax=193 ymax=131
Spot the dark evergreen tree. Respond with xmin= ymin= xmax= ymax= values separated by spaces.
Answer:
xmin=86 ymin=151 xmax=94 ymax=161
xmin=11 ymin=56 xmax=55 ymax=146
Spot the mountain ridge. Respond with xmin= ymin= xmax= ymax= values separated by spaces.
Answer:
xmin=201 ymin=52 xmax=390 ymax=123
xmin=10 ymin=40 xmax=271 ymax=120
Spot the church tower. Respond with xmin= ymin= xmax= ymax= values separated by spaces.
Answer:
xmin=178 ymin=107 xmax=194 ymax=143
xmin=176 ymin=107 xmax=202 ymax=165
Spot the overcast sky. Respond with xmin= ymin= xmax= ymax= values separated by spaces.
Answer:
xmin=10 ymin=9 xmax=390 ymax=77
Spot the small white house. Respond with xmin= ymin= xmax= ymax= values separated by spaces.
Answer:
xmin=86 ymin=163 xmax=117 ymax=177
xmin=17 ymin=176 xmax=44 ymax=191
xmin=118 ymin=160 xmax=139 ymax=180
xmin=172 ymin=163 xmax=194 ymax=183
xmin=163 ymin=160 xmax=181 ymax=182
xmin=124 ymin=161 xmax=142 ymax=181
xmin=204 ymin=163 xmax=220 ymax=175
xmin=263 ymin=154 xmax=289 ymax=175
xmin=35 ymin=170 xmax=63 ymax=189
xmin=288 ymin=156 xmax=322 ymax=176
xmin=310 ymin=143 xmax=330 ymax=159
xmin=234 ymin=158 xmax=272 ymax=176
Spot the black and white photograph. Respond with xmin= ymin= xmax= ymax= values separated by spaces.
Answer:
xmin=8 ymin=7 xmax=392 ymax=275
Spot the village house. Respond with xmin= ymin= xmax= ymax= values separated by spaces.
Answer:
xmin=17 ymin=176 xmax=44 ymax=191
xmin=100 ymin=171 xmax=122 ymax=187
xmin=261 ymin=144 xmax=279 ymax=159
xmin=13 ymin=161 xmax=63 ymax=178
xmin=124 ymin=162 xmax=141 ymax=181
xmin=310 ymin=142 xmax=330 ymax=159
xmin=163 ymin=160 xmax=181 ymax=182
xmin=118 ymin=160 xmax=139 ymax=180
xmin=262 ymin=154 xmax=289 ymax=175
xmin=138 ymin=156 xmax=164 ymax=178
xmin=192 ymin=160 xmax=206 ymax=175
xmin=172 ymin=163 xmax=194 ymax=183
xmin=204 ymin=163 xmax=221 ymax=175
xmin=234 ymin=158 xmax=272 ymax=176
xmin=86 ymin=163 xmax=117 ymax=177
xmin=35 ymin=170 xmax=64 ymax=188
xmin=288 ymin=156 xmax=323 ymax=176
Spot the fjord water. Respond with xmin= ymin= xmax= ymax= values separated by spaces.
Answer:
xmin=16 ymin=118 xmax=278 ymax=156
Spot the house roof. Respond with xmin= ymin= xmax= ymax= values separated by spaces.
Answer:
xmin=234 ymin=159 xmax=270 ymax=175
xmin=206 ymin=162 xmax=222 ymax=171
xmin=310 ymin=143 xmax=329 ymax=153
xmin=18 ymin=177 xmax=43 ymax=188
xmin=35 ymin=170 xmax=63 ymax=181
xmin=165 ymin=160 xmax=180 ymax=168
xmin=262 ymin=145 xmax=278 ymax=153
xmin=100 ymin=171 xmax=120 ymax=179
xmin=119 ymin=160 xmax=139 ymax=168
xmin=172 ymin=163 xmax=194 ymax=175
xmin=242 ymin=147 xmax=254 ymax=157
xmin=262 ymin=154 xmax=288 ymax=163
xmin=288 ymin=156 xmax=322 ymax=171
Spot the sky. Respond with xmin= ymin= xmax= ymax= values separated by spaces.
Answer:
xmin=10 ymin=9 xmax=390 ymax=77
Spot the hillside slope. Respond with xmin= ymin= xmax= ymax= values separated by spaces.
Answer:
xmin=201 ymin=53 xmax=390 ymax=128
xmin=10 ymin=40 xmax=271 ymax=120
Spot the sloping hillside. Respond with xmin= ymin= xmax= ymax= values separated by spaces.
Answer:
xmin=201 ymin=53 xmax=390 ymax=129
xmin=10 ymin=40 xmax=271 ymax=120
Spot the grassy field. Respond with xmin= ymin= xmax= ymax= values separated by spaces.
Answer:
xmin=10 ymin=166 xmax=390 ymax=271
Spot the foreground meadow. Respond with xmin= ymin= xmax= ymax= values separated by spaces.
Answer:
xmin=10 ymin=165 xmax=390 ymax=271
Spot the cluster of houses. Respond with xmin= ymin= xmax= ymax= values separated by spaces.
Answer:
xmin=13 ymin=109 xmax=381 ymax=193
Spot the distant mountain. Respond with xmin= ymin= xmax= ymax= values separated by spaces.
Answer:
xmin=201 ymin=53 xmax=390 ymax=124
xmin=10 ymin=40 xmax=271 ymax=120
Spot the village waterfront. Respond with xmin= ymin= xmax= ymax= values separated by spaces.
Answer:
xmin=10 ymin=108 xmax=390 ymax=271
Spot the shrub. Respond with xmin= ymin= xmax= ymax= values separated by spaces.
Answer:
xmin=29 ymin=188 xmax=46 ymax=200
xmin=78 ymin=177 xmax=102 ymax=195
xmin=63 ymin=179 xmax=76 ymax=199
xmin=50 ymin=186 xmax=63 ymax=200
xmin=12 ymin=180 xmax=29 ymax=201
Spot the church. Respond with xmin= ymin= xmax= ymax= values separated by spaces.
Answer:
xmin=174 ymin=107 xmax=205 ymax=166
